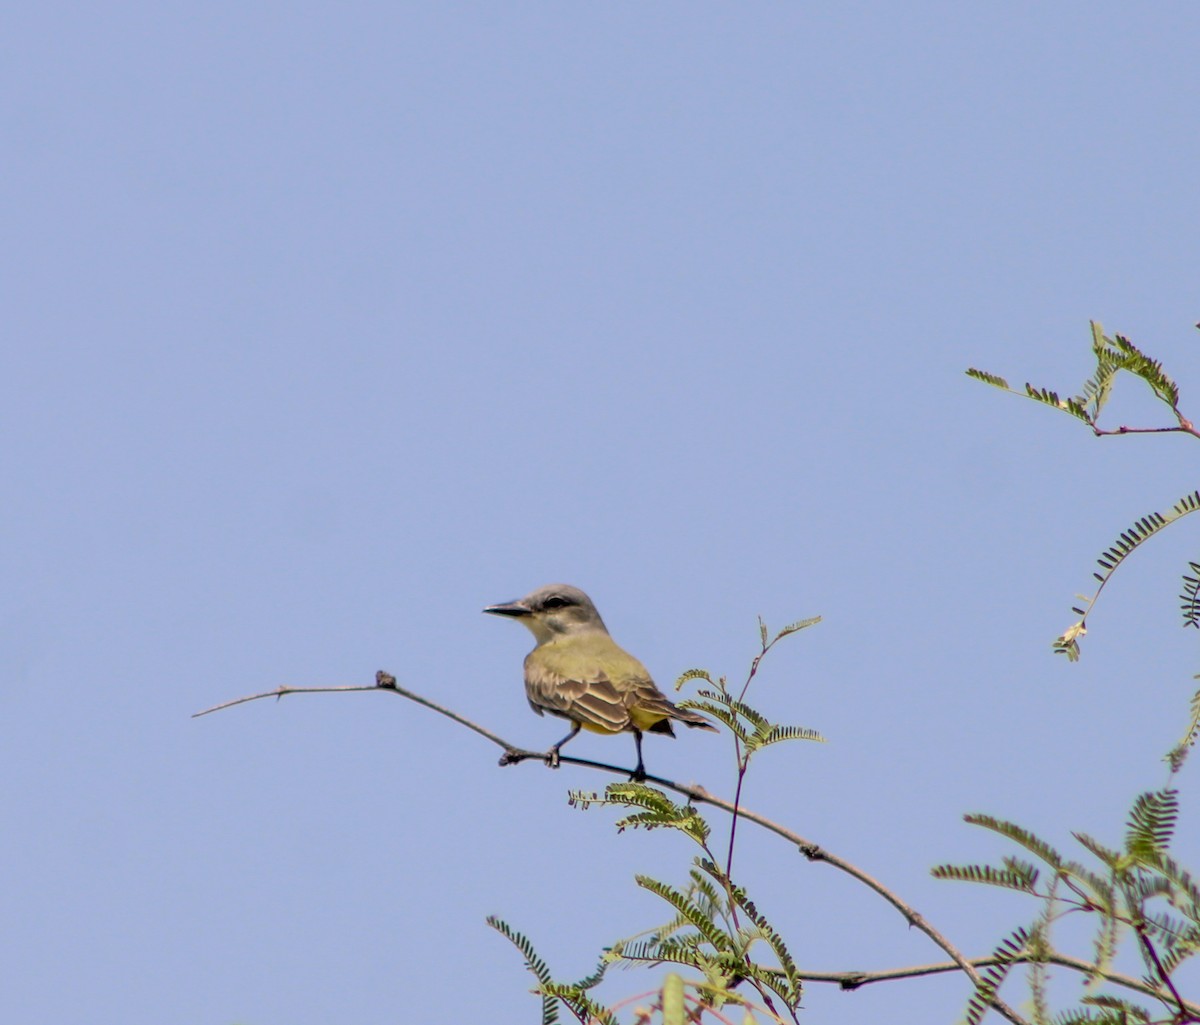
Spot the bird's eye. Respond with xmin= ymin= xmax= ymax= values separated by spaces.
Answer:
xmin=542 ymin=595 xmax=570 ymax=610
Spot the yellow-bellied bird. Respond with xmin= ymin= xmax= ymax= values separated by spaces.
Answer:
xmin=484 ymin=584 xmax=716 ymax=779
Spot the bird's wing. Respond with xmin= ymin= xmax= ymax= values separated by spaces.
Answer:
xmin=524 ymin=635 xmax=717 ymax=734
xmin=524 ymin=653 xmax=630 ymax=733
xmin=621 ymin=678 xmax=717 ymax=732
xmin=622 ymin=677 xmax=682 ymax=727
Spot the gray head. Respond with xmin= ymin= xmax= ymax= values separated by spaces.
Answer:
xmin=483 ymin=583 xmax=609 ymax=644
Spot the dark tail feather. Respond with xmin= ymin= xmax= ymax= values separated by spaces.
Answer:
xmin=672 ymin=705 xmax=718 ymax=732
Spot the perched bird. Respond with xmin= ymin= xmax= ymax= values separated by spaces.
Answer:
xmin=484 ymin=583 xmax=716 ymax=779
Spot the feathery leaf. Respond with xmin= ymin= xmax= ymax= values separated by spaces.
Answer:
xmin=486 ymin=916 xmax=560 ymax=1025
xmin=749 ymin=723 xmax=826 ymax=749
xmin=674 ymin=667 xmax=715 ymax=691
xmin=931 ymin=862 xmax=1039 ymax=892
xmin=771 ymin=616 xmax=822 ymax=643
xmin=728 ymin=887 xmax=803 ymax=1006
xmin=1166 ymin=684 xmax=1200 ymax=773
xmin=1077 ymin=993 xmax=1153 ymax=1023
xmin=966 ymin=367 xmax=1011 ymax=390
xmin=537 ymin=982 xmax=618 ymax=1025
xmin=677 ymin=697 xmax=751 ymax=744
xmin=1072 ymin=832 xmax=1122 ymax=869
xmin=964 ymin=815 xmax=1064 ymax=868
xmin=963 ymin=927 xmax=1030 ymax=1025
xmin=635 ymin=876 xmax=732 ymax=953
xmin=1056 ymin=492 xmax=1200 ymax=659
xmin=1125 ymin=789 xmax=1179 ymax=860
xmin=1179 ymin=562 xmax=1200 ymax=629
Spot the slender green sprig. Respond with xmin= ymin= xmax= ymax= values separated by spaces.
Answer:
xmin=676 ymin=617 xmax=822 ymax=882
xmin=1053 ymin=491 xmax=1200 ymax=660
xmin=967 ymin=321 xmax=1195 ymax=439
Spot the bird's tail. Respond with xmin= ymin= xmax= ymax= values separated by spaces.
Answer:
xmin=645 ymin=701 xmax=717 ymax=734
xmin=673 ymin=706 xmax=719 ymax=732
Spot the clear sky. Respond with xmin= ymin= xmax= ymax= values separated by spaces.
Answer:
xmin=4 ymin=4 xmax=1199 ymax=1023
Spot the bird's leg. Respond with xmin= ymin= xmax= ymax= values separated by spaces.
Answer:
xmin=546 ymin=722 xmax=582 ymax=768
xmin=631 ymin=730 xmax=647 ymax=782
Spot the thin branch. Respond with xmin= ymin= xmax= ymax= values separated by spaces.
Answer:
xmin=675 ymin=787 xmax=1033 ymax=1023
xmin=1093 ymin=423 xmax=1200 ymax=439
xmin=1134 ymin=921 xmax=1195 ymax=1023
xmin=191 ymin=683 xmax=380 ymax=717
xmin=971 ymin=375 xmax=1199 ymax=441
xmin=800 ymin=951 xmax=1200 ymax=1014
xmin=193 ymin=671 xmax=517 ymax=752
xmin=194 ymin=673 xmax=1025 ymax=1023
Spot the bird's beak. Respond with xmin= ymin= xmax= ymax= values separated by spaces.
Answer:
xmin=483 ymin=599 xmax=532 ymax=618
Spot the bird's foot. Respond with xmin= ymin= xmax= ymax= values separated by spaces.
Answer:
xmin=630 ymin=764 xmax=647 ymax=782
xmin=544 ymin=748 xmax=562 ymax=769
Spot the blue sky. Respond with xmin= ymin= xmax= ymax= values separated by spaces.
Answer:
xmin=4 ymin=4 xmax=1199 ymax=1023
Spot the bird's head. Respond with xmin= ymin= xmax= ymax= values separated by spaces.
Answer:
xmin=484 ymin=584 xmax=609 ymax=644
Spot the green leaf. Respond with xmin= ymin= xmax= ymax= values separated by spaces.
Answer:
xmin=1166 ymin=684 xmax=1200 ymax=773
xmin=1024 ymin=383 xmax=1093 ymax=423
xmin=930 ymin=861 xmax=1038 ymax=892
xmin=966 ymin=367 xmax=1011 ymax=390
xmin=771 ymin=616 xmax=822 ymax=643
xmin=1153 ymin=852 xmax=1200 ymax=917
xmin=677 ymin=697 xmax=751 ymax=744
xmin=605 ymin=783 xmax=712 ymax=846
xmin=1056 ymin=493 xmax=1200 ymax=659
xmin=1110 ymin=332 xmax=1181 ymax=410
xmin=1175 ymin=491 xmax=1200 ymax=516
xmin=569 ymin=784 xmax=712 ymax=845
xmin=963 ymin=927 xmax=1030 ymax=1025
xmin=1125 ymin=789 xmax=1179 ymax=860
xmin=964 ymin=814 xmax=1064 ymax=868
xmin=1080 ymin=992 xmax=1153 ymax=1022
xmin=674 ymin=667 xmax=715 ymax=692
xmin=727 ymin=888 xmax=803 ymax=1006
xmin=748 ymin=723 xmax=826 ymax=751
xmin=1072 ymin=831 xmax=1122 ymax=869
xmin=1088 ymin=888 xmax=1122 ymax=983
xmin=1179 ymin=562 xmax=1200 ymax=629
xmin=635 ymin=875 xmax=732 ymax=954
xmin=486 ymin=916 xmax=559 ymax=1025
xmin=724 ymin=695 xmax=770 ymax=733
xmin=537 ymin=982 xmax=618 ymax=1025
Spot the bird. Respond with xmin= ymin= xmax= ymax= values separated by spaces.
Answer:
xmin=484 ymin=583 xmax=717 ymax=779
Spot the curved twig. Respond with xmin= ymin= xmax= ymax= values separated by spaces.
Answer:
xmin=194 ymin=672 xmax=1028 ymax=1022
